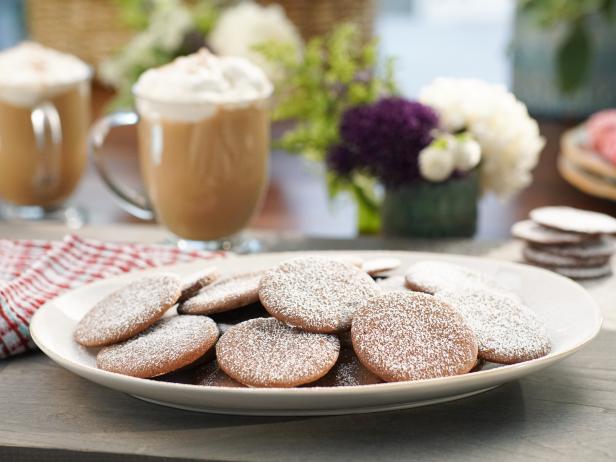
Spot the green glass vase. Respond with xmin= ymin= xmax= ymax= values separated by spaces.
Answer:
xmin=381 ymin=171 xmax=479 ymax=238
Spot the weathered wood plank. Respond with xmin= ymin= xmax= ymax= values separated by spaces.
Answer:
xmin=1 ymin=331 xmax=614 ymax=462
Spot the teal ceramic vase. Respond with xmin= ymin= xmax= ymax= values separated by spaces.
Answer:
xmin=381 ymin=171 xmax=479 ymax=238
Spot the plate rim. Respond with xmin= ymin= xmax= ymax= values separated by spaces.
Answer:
xmin=30 ymin=250 xmax=604 ymax=398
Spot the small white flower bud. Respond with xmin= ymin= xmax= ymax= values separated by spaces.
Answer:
xmin=455 ymin=137 xmax=481 ymax=171
xmin=419 ymin=146 xmax=455 ymax=182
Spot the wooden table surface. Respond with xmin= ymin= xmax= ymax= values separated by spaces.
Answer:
xmin=0 ymin=230 xmax=615 ymax=462
xmin=1 ymin=88 xmax=616 ymax=461
xmin=1 ymin=329 xmax=614 ymax=462
xmin=35 ymin=86 xmax=615 ymax=240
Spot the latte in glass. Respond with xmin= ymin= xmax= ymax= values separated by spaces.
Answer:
xmin=91 ymin=49 xmax=272 ymax=245
xmin=0 ymin=42 xmax=91 ymax=209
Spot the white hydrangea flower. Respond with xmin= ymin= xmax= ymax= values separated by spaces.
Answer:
xmin=151 ymin=0 xmax=193 ymax=52
xmin=419 ymin=144 xmax=456 ymax=182
xmin=209 ymin=1 xmax=303 ymax=80
xmin=99 ymin=0 xmax=193 ymax=88
xmin=419 ymin=78 xmax=545 ymax=197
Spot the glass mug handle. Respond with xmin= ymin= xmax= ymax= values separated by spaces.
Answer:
xmin=88 ymin=111 xmax=154 ymax=220
xmin=31 ymin=102 xmax=62 ymax=192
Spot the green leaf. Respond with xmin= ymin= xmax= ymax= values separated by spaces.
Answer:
xmin=191 ymin=1 xmax=219 ymax=35
xmin=254 ymin=22 xmax=397 ymax=233
xmin=556 ymin=21 xmax=592 ymax=94
xmin=114 ymin=0 xmax=150 ymax=30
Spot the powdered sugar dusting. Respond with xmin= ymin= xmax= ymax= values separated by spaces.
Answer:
xmin=216 ymin=318 xmax=340 ymax=387
xmin=362 ymin=258 xmax=401 ymax=276
xmin=404 ymin=261 xmax=515 ymax=297
xmin=96 ymin=315 xmax=219 ymax=378
xmin=511 ymin=219 xmax=589 ymax=244
xmin=523 ymin=246 xmax=609 ymax=268
xmin=530 ymin=206 xmax=616 ymax=235
xmin=178 ymin=267 xmax=219 ymax=303
xmin=376 ymin=275 xmax=409 ymax=292
xmin=436 ymin=289 xmax=551 ymax=363
xmin=74 ymin=273 xmax=181 ymax=347
xmin=351 ymin=291 xmax=478 ymax=382
xmin=531 ymin=238 xmax=615 ymax=258
xmin=259 ymin=256 xmax=379 ymax=333
xmin=178 ymin=271 xmax=263 ymax=315
xmin=309 ymin=348 xmax=382 ymax=387
xmin=191 ymin=360 xmax=245 ymax=387
xmin=552 ymin=263 xmax=613 ymax=279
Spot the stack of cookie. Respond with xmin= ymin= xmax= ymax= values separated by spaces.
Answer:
xmin=73 ymin=254 xmax=551 ymax=389
xmin=512 ymin=206 xmax=616 ymax=279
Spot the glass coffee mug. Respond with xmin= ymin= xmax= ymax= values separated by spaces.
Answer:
xmin=89 ymin=94 xmax=271 ymax=250
xmin=0 ymin=74 xmax=91 ymax=223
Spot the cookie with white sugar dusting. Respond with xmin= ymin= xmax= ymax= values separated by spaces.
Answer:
xmin=216 ymin=318 xmax=340 ymax=387
xmin=191 ymin=360 xmax=245 ymax=387
xmin=530 ymin=206 xmax=616 ymax=235
xmin=522 ymin=246 xmax=610 ymax=268
xmin=404 ymin=261 xmax=515 ymax=297
xmin=259 ymin=256 xmax=379 ymax=333
xmin=362 ymin=257 xmax=401 ymax=276
xmin=436 ymin=289 xmax=551 ymax=364
xmin=308 ymin=348 xmax=382 ymax=387
xmin=531 ymin=238 xmax=615 ymax=259
xmin=178 ymin=271 xmax=263 ymax=315
xmin=74 ymin=273 xmax=182 ymax=347
xmin=158 ymin=359 xmax=244 ymax=387
xmin=178 ymin=267 xmax=219 ymax=303
xmin=551 ymin=262 xmax=613 ymax=280
xmin=209 ymin=302 xmax=270 ymax=325
xmin=97 ymin=315 xmax=219 ymax=378
xmin=351 ymin=291 xmax=478 ymax=382
xmin=511 ymin=219 xmax=590 ymax=245
xmin=376 ymin=275 xmax=409 ymax=292
xmin=331 ymin=254 xmax=364 ymax=268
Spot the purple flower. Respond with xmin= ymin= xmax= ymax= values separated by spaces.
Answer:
xmin=326 ymin=144 xmax=355 ymax=177
xmin=327 ymin=97 xmax=438 ymax=187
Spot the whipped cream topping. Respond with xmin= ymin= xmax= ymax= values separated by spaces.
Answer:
xmin=0 ymin=42 xmax=91 ymax=107
xmin=133 ymin=49 xmax=273 ymax=121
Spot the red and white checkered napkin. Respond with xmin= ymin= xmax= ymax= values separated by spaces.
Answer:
xmin=0 ymin=234 xmax=225 ymax=359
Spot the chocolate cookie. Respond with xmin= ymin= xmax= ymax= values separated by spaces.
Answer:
xmin=511 ymin=219 xmax=590 ymax=245
xmin=522 ymin=246 xmax=610 ymax=268
xmin=178 ymin=267 xmax=219 ymax=303
xmin=551 ymin=262 xmax=613 ymax=280
xmin=470 ymin=358 xmax=486 ymax=373
xmin=404 ymin=261 xmax=513 ymax=296
xmin=216 ymin=318 xmax=340 ymax=387
xmin=436 ymin=289 xmax=551 ymax=364
xmin=96 ymin=315 xmax=219 ymax=378
xmin=74 ymin=273 xmax=182 ymax=347
xmin=331 ymin=255 xmax=364 ymax=268
xmin=376 ymin=275 xmax=409 ymax=292
xmin=307 ymin=348 xmax=382 ymax=387
xmin=362 ymin=257 xmax=401 ymax=276
xmin=531 ymin=238 xmax=615 ymax=259
xmin=530 ymin=206 xmax=616 ymax=235
xmin=158 ymin=360 xmax=244 ymax=387
xmin=259 ymin=256 xmax=379 ymax=333
xmin=178 ymin=271 xmax=263 ymax=315
xmin=208 ymin=302 xmax=270 ymax=325
xmin=351 ymin=291 xmax=478 ymax=382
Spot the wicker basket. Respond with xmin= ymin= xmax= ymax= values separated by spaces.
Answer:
xmin=26 ymin=0 xmax=135 ymax=66
xmin=26 ymin=0 xmax=376 ymax=67
xmin=258 ymin=0 xmax=376 ymax=40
